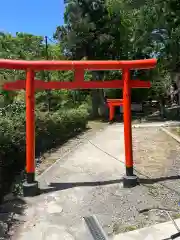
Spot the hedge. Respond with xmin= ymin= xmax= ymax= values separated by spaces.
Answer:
xmin=0 ymin=103 xmax=88 ymax=201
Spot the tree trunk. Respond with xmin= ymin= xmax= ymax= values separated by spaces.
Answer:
xmin=159 ymin=97 xmax=166 ymax=119
xmin=90 ymin=72 xmax=108 ymax=119
xmin=98 ymin=89 xmax=108 ymax=118
xmin=91 ymin=89 xmax=101 ymax=118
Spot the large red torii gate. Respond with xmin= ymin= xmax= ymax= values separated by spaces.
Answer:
xmin=0 ymin=58 xmax=157 ymax=196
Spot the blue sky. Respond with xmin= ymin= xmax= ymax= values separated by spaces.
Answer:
xmin=0 ymin=0 xmax=64 ymax=38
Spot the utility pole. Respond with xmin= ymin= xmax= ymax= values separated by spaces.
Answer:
xmin=45 ymin=36 xmax=51 ymax=112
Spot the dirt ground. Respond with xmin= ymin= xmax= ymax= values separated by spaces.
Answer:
xmin=133 ymin=127 xmax=180 ymax=220
xmin=0 ymin=121 xmax=109 ymax=239
xmin=1 ymin=122 xmax=180 ymax=239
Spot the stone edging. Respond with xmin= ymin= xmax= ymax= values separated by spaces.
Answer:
xmin=161 ymin=126 xmax=180 ymax=144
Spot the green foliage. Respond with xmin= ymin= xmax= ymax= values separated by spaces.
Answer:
xmin=0 ymin=103 xmax=88 ymax=198
xmin=55 ymin=0 xmax=132 ymax=60
xmin=55 ymin=0 xmax=180 ymax=101
xmin=0 ymin=33 xmax=90 ymax=201
xmin=0 ymin=32 xmax=90 ymax=109
xmin=35 ymin=106 xmax=88 ymax=153
xmin=1 ymin=0 xmax=180 ymax=199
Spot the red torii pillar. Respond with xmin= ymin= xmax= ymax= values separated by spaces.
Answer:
xmin=107 ymin=99 xmax=123 ymax=122
xmin=0 ymin=58 xmax=157 ymax=196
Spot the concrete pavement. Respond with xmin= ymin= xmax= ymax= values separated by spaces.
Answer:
xmin=132 ymin=120 xmax=180 ymax=128
xmin=14 ymin=124 xmax=126 ymax=240
xmin=114 ymin=218 xmax=180 ymax=240
xmin=12 ymin=121 xmax=180 ymax=239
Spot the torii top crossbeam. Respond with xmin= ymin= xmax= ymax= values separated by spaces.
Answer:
xmin=0 ymin=59 xmax=156 ymax=70
xmin=0 ymin=58 xmax=157 ymax=195
xmin=1 ymin=59 xmax=156 ymax=90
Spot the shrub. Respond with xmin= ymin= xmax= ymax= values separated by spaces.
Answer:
xmin=0 ymin=103 xmax=89 ymax=201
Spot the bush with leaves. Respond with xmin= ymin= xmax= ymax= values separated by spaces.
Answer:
xmin=0 ymin=103 xmax=88 ymax=200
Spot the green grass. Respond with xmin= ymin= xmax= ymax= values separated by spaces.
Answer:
xmin=113 ymin=223 xmax=138 ymax=234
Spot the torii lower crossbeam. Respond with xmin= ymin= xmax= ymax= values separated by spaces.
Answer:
xmin=0 ymin=59 xmax=157 ymax=196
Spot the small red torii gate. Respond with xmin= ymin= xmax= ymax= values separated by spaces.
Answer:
xmin=0 ymin=59 xmax=157 ymax=196
xmin=106 ymin=99 xmax=124 ymax=121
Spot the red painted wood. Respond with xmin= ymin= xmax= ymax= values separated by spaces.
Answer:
xmin=0 ymin=59 xmax=157 ymax=71
xmin=107 ymin=99 xmax=123 ymax=121
xmin=26 ymin=69 xmax=35 ymax=174
xmin=107 ymin=99 xmax=123 ymax=107
xmin=0 ymin=58 xmax=157 ymax=181
xmin=123 ymin=69 xmax=133 ymax=169
xmin=3 ymin=79 xmax=151 ymax=90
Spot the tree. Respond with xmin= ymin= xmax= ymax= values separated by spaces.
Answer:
xmin=0 ymin=32 xmax=90 ymax=111
xmin=55 ymin=0 xmax=138 ymax=117
xmin=108 ymin=0 xmax=180 ymax=103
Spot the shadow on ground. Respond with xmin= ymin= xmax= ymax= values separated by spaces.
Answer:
xmin=40 ymin=179 xmax=124 ymax=194
xmin=40 ymin=175 xmax=180 ymax=195
xmin=0 ymin=197 xmax=26 ymax=239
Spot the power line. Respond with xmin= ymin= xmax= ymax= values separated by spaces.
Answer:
xmin=45 ymin=36 xmax=49 ymax=60
xmin=78 ymin=134 xmax=180 ymax=197
xmin=47 ymin=36 xmax=57 ymax=44
xmin=44 ymin=36 xmax=51 ymax=112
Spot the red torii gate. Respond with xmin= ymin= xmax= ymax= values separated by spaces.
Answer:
xmin=106 ymin=99 xmax=124 ymax=121
xmin=0 ymin=58 xmax=157 ymax=196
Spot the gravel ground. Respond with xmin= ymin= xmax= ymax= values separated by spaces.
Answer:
xmin=2 ymin=123 xmax=180 ymax=239
xmin=0 ymin=121 xmax=109 ymax=239
xmin=132 ymin=127 xmax=180 ymax=225
xmin=95 ymin=126 xmax=180 ymax=235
